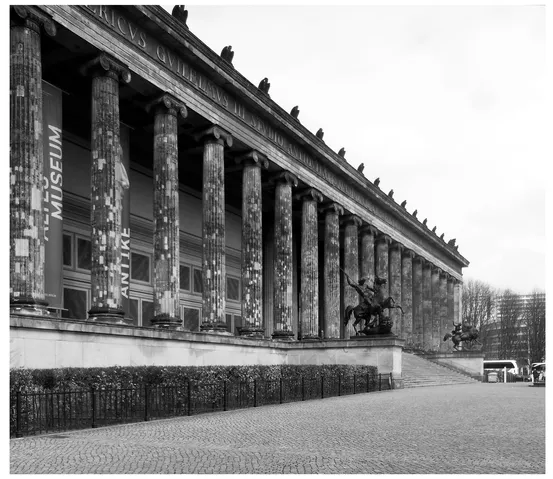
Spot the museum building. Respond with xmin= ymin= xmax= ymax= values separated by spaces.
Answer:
xmin=10 ymin=5 xmax=469 ymax=374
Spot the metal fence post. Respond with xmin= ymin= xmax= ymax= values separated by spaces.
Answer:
xmin=15 ymin=391 xmax=22 ymax=438
xmin=223 ymin=381 xmax=227 ymax=412
xmin=144 ymin=385 xmax=149 ymax=422
xmin=338 ymin=375 xmax=341 ymax=396
xmin=321 ymin=376 xmax=324 ymax=399
xmin=187 ymin=380 xmax=192 ymax=416
xmin=366 ymin=373 xmax=369 ymax=393
xmin=379 ymin=374 xmax=382 ymax=391
xmin=353 ymin=374 xmax=356 ymax=395
xmin=301 ymin=376 xmax=305 ymax=401
xmin=279 ymin=377 xmax=283 ymax=404
xmin=91 ymin=386 xmax=97 ymax=428
xmin=389 ymin=372 xmax=393 ymax=390
xmin=253 ymin=380 xmax=257 ymax=408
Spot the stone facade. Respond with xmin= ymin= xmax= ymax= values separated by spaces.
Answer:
xmin=9 ymin=6 xmax=468 ymax=359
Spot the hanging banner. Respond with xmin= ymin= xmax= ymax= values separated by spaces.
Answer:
xmin=42 ymin=81 xmax=63 ymax=311
xmin=120 ymin=124 xmax=131 ymax=318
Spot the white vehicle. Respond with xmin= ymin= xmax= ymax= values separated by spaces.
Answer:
xmin=531 ymin=363 xmax=546 ymax=384
xmin=483 ymin=359 xmax=521 ymax=381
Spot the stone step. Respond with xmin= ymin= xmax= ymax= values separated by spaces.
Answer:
xmin=402 ymin=352 xmax=478 ymax=388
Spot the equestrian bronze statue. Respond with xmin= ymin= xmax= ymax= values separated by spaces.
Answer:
xmin=343 ymin=271 xmax=404 ymax=336
xmin=443 ymin=322 xmax=481 ymax=350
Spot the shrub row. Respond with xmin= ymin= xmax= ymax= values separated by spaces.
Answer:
xmin=10 ymin=364 xmax=379 ymax=394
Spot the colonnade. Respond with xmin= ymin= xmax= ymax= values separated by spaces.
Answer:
xmin=9 ymin=7 xmax=462 ymax=350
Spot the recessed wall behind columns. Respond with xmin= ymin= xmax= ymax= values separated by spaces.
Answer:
xmin=10 ymin=316 xmax=404 ymax=387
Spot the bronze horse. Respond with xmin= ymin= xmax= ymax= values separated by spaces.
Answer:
xmin=344 ymin=297 xmax=404 ymax=335
xmin=443 ymin=322 xmax=481 ymax=350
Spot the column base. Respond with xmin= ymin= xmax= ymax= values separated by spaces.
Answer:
xmin=300 ymin=334 xmax=321 ymax=342
xmin=10 ymin=297 xmax=49 ymax=316
xmin=88 ymin=307 xmax=128 ymax=324
xmin=237 ymin=326 xmax=265 ymax=338
xmin=151 ymin=314 xmax=182 ymax=330
xmin=200 ymin=322 xmax=232 ymax=335
xmin=272 ymin=330 xmax=295 ymax=341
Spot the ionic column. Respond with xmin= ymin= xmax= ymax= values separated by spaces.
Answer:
xmin=10 ymin=7 xmax=56 ymax=315
xmin=237 ymin=150 xmax=268 ymax=338
xmin=375 ymin=234 xmax=392 ymax=296
xmin=342 ymin=214 xmax=362 ymax=339
xmin=296 ymin=188 xmax=323 ymax=341
xmin=81 ymin=53 xmax=131 ymax=323
xmin=401 ymin=249 xmax=415 ymax=345
xmin=360 ymin=224 xmax=377 ymax=284
xmin=322 ymin=202 xmax=343 ymax=339
xmin=412 ymin=255 xmax=424 ymax=348
xmin=146 ymin=94 xmax=187 ymax=329
xmin=271 ymin=171 xmax=298 ymax=340
xmin=439 ymin=271 xmax=449 ymax=352
xmin=195 ymin=126 xmax=233 ymax=333
xmin=431 ymin=266 xmax=442 ymax=351
xmin=422 ymin=262 xmax=433 ymax=350
xmin=388 ymin=241 xmax=403 ymax=336
xmin=454 ymin=279 xmax=462 ymax=324
xmin=446 ymin=275 xmax=456 ymax=352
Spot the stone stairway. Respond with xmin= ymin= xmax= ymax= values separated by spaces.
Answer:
xmin=402 ymin=352 xmax=479 ymax=388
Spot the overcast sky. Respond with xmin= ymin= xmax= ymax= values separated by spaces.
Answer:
xmin=172 ymin=2 xmax=546 ymax=294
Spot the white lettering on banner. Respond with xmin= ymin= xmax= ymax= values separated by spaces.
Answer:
xmin=121 ymin=227 xmax=130 ymax=299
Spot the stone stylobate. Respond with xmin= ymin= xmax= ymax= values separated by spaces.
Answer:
xmin=296 ymin=188 xmax=324 ymax=341
xmin=195 ymin=125 xmax=233 ymax=334
xmin=236 ymin=150 xmax=269 ymax=338
xmin=81 ymin=52 xmax=131 ymax=323
xmin=146 ymin=93 xmax=188 ymax=329
xmin=10 ymin=6 xmax=56 ymax=315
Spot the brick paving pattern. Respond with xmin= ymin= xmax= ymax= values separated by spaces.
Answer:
xmin=10 ymin=382 xmax=544 ymax=474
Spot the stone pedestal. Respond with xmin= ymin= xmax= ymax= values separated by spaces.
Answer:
xmin=342 ymin=215 xmax=362 ymax=339
xmin=81 ymin=53 xmax=131 ymax=323
xmin=322 ymin=203 xmax=343 ymax=339
xmin=147 ymin=94 xmax=187 ymax=329
xmin=237 ymin=151 xmax=268 ymax=338
xmin=298 ymin=189 xmax=323 ymax=341
xmin=271 ymin=172 xmax=298 ymax=341
xmin=9 ymin=7 xmax=56 ymax=316
xmin=195 ymin=126 xmax=233 ymax=333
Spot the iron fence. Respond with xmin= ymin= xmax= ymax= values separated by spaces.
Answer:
xmin=10 ymin=372 xmax=394 ymax=438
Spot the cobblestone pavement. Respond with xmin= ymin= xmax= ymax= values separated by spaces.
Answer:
xmin=10 ymin=382 xmax=545 ymax=474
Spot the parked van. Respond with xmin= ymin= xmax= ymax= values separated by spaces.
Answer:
xmin=483 ymin=359 xmax=521 ymax=382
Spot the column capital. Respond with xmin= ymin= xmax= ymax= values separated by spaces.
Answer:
xmin=194 ymin=125 xmax=233 ymax=147
xmin=235 ymin=150 xmax=269 ymax=169
xmin=375 ymin=233 xmax=392 ymax=245
xmin=294 ymin=187 xmax=323 ymax=203
xmin=402 ymin=248 xmax=416 ymax=259
xmin=413 ymin=254 xmax=426 ymax=265
xmin=440 ymin=270 xmax=449 ymax=280
xmin=269 ymin=171 xmax=298 ymax=187
xmin=146 ymin=93 xmax=188 ymax=119
xmin=80 ymin=53 xmax=132 ymax=84
xmin=431 ymin=265 xmax=442 ymax=275
xmin=12 ymin=6 xmax=57 ymax=36
xmin=389 ymin=240 xmax=404 ymax=252
xmin=360 ymin=224 xmax=378 ymax=237
xmin=341 ymin=214 xmax=362 ymax=228
xmin=320 ymin=202 xmax=344 ymax=216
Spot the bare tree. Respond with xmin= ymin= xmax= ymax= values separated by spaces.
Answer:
xmin=525 ymin=290 xmax=546 ymax=364
xmin=462 ymin=279 xmax=496 ymax=352
xmin=497 ymin=289 xmax=525 ymax=360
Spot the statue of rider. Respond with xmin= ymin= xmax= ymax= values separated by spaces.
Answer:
xmin=345 ymin=275 xmax=375 ymax=328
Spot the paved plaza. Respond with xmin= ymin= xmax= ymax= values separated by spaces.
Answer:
xmin=10 ymin=382 xmax=545 ymax=474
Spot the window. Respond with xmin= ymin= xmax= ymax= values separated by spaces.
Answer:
xmin=131 ymin=252 xmax=151 ymax=283
xmin=182 ymin=306 xmax=200 ymax=331
xmin=63 ymin=234 xmax=73 ymax=267
xmin=193 ymin=268 xmax=203 ymax=294
xmin=180 ymin=264 xmax=190 ymax=291
xmin=226 ymin=276 xmax=240 ymax=301
xmin=76 ymin=237 xmax=91 ymax=270
xmin=62 ymin=287 xmax=88 ymax=319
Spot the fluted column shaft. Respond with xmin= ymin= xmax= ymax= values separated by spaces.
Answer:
xmin=439 ymin=272 xmax=449 ymax=351
xmin=82 ymin=54 xmax=131 ymax=322
xmin=238 ymin=151 xmax=268 ymax=337
xmin=375 ymin=235 xmax=391 ymax=296
xmin=412 ymin=257 xmax=424 ymax=348
xmin=422 ymin=263 xmax=433 ymax=350
xmin=389 ymin=242 xmax=402 ymax=336
xmin=272 ymin=172 xmax=298 ymax=340
xmin=323 ymin=203 xmax=343 ymax=339
xmin=10 ymin=8 xmax=56 ymax=314
xmin=454 ymin=280 xmax=461 ymax=324
xmin=148 ymin=95 xmax=187 ymax=329
xmin=401 ymin=250 xmax=414 ymax=344
xmin=446 ymin=277 xmax=455 ymax=351
xmin=299 ymin=189 xmax=323 ymax=340
xmin=196 ymin=126 xmax=232 ymax=333
xmin=342 ymin=215 xmax=361 ymax=338
xmin=431 ymin=267 xmax=441 ymax=350
xmin=360 ymin=225 xmax=377 ymax=283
